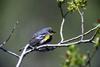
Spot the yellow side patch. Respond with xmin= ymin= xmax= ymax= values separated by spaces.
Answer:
xmin=40 ymin=34 xmax=50 ymax=44
xmin=43 ymin=34 xmax=50 ymax=41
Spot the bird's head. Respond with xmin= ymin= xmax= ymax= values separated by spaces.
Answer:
xmin=42 ymin=27 xmax=56 ymax=35
xmin=34 ymin=27 xmax=56 ymax=36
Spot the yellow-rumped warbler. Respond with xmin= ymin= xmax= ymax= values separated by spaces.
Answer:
xmin=19 ymin=27 xmax=56 ymax=52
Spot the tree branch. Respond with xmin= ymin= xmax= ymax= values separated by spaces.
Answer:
xmin=16 ymin=44 xmax=30 ymax=67
xmin=77 ymin=9 xmax=84 ymax=40
xmin=0 ymin=21 xmax=20 ymax=58
xmin=0 ymin=47 xmax=20 ymax=58
xmin=63 ymin=24 xmax=100 ymax=43
xmin=59 ymin=18 xmax=65 ymax=43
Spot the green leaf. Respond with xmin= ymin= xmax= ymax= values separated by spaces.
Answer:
xmin=63 ymin=45 xmax=87 ymax=67
xmin=67 ymin=0 xmax=87 ymax=12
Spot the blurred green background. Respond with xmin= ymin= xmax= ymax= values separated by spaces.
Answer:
xmin=0 ymin=0 xmax=100 ymax=67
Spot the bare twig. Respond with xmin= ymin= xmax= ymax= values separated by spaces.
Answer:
xmin=26 ymin=37 xmax=97 ymax=55
xmin=0 ymin=21 xmax=20 ymax=58
xmin=59 ymin=18 xmax=65 ymax=44
xmin=78 ymin=9 xmax=84 ymax=40
xmin=0 ymin=47 xmax=20 ymax=58
xmin=5 ymin=21 xmax=19 ymax=44
xmin=0 ymin=21 xmax=19 ymax=47
xmin=57 ymin=0 xmax=66 ymax=44
xmin=57 ymin=1 xmax=64 ymax=17
xmin=90 ymin=28 xmax=100 ymax=41
xmin=16 ymin=44 xmax=30 ymax=67
xmin=63 ymin=24 xmax=100 ymax=43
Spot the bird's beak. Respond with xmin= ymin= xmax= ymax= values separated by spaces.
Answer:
xmin=52 ymin=31 xmax=56 ymax=34
xmin=50 ymin=30 xmax=56 ymax=35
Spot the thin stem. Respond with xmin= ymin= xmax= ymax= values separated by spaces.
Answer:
xmin=0 ymin=21 xmax=19 ymax=59
xmin=64 ymin=11 xmax=69 ymax=18
xmin=90 ymin=28 xmax=100 ymax=41
xmin=5 ymin=21 xmax=19 ymax=43
xmin=25 ymin=46 xmax=35 ymax=54
xmin=58 ymin=1 xmax=64 ymax=17
xmin=63 ymin=24 xmax=100 ymax=43
xmin=0 ymin=47 xmax=19 ymax=58
xmin=59 ymin=18 xmax=65 ymax=43
xmin=78 ymin=9 xmax=84 ymax=40
xmin=26 ymin=38 xmax=93 ymax=53
xmin=16 ymin=44 xmax=30 ymax=67
xmin=0 ymin=21 xmax=19 ymax=58
xmin=57 ymin=1 xmax=65 ymax=43
xmin=0 ymin=21 xmax=19 ymax=47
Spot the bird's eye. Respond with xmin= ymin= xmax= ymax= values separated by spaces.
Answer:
xmin=49 ymin=30 xmax=56 ymax=33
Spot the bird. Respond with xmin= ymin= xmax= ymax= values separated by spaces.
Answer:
xmin=19 ymin=27 xmax=56 ymax=52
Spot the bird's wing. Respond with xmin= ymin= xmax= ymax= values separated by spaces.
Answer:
xmin=29 ymin=34 xmax=46 ymax=46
